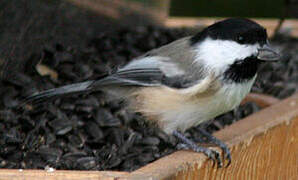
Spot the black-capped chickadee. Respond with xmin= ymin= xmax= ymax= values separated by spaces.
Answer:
xmin=25 ymin=18 xmax=281 ymax=167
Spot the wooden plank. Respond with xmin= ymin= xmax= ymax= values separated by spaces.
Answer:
xmin=165 ymin=17 xmax=298 ymax=37
xmin=175 ymin=116 xmax=298 ymax=180
xmin=64 ymin=0 xmax=170 ymax=24
xmin=0 ymin=169 xmax=128 ymax=180
xmin=242 ymin=93 xmax=280 ymax=108
xmin=65 ymin=0 xmax=121 ymax=19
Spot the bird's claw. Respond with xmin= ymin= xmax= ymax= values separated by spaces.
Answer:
xmin=196 ymin=128 xmax=232 ymax=167
xmin=225 ymin=152 xmax=232 ymax=167
xmin=203 ymin=148 xmax=222 ymax=168
xmin=173 ymin=130 xmax=228 ymax=168
xmin=188 ymin=145 xmax=222 ymax=168
xmin=181 ymin=143 xmax=231 ymax=168
xmin=219 ymin=143 xmax=232 ymax=167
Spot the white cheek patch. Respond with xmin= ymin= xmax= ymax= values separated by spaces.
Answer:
xmin=194 ymin=38 xmax=259 ymax=72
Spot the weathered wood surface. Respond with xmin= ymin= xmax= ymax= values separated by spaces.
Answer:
xmin=0 ymin=170 xmax=128 ymax=180
xmin=174 ymin=116 xmax=298 ymax=180
xmin=242 ymin=93 xmax=280 ymax=108
xmin=165 ymin=17 xmax=298 ymax=37
xmin=65 ymin=0 xmax=170 ymax=24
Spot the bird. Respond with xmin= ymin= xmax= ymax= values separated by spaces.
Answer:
xmin=24 ymin=18 xmax=281 ymax=167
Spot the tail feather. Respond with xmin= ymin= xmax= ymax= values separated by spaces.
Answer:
xmin=24 ymin=68 xmax=158 ymax=105
xmin=24 ymin=80 xmax=94 ymax=104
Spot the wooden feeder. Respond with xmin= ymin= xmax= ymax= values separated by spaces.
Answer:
xmin=1 ymin=1 xmax=298 ymax=179
xmin=1 ymin=92 xmax=298 ymax=179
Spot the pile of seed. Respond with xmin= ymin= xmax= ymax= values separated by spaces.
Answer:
xmin=0 ymin=26 xmax=297 ymax=171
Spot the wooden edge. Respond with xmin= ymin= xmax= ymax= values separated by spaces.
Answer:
xmin=165 ymin=17 xmax=298 ymax=37
xmin=175 ymin=117 xmax=298 ymax=179
xmin=242 ymin=93 xmax=280 ymax=108
xmin=0 ymin=169 xmax=128 ymax=180
xmin=64 ymin=0 xmax=170 ymax=23
xmin=124 ymin=93 xmax=298 ymax=180
xmin=215 ymin=93 xmax=297 ymax=145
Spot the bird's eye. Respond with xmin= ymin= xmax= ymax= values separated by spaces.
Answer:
xmin=237 ymin=35 xmax=245 ymax=44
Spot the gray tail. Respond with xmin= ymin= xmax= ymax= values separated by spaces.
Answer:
xmin=24 ymin=80 xmax=94 ymax=104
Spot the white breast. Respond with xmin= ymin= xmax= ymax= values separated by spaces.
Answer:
xmin=161 ymin=76 xmax=256 ymax=134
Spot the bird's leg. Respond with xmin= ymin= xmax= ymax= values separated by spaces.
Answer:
xmin=196 ymin=128 xmax=231 ymax=167
xmin=173 ymin=130 xmax=222 ymax=167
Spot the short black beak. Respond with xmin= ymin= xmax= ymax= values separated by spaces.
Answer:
xmin=257 ymin=44 xmax=281 ymax=61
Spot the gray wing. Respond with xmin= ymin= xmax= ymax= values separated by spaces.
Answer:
xmin=25 ymin=37 xmax=205 ymax=104
xmin=89 ymin=37 xmax=205 ymax=89
xmin=90 ymin=67 xmax=164 ymax=88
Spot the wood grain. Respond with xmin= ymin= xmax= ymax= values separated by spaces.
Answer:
xmin=0 ymin=170 xmax=128 ymax=180
xmin=242 ymin=93 xmax=280 ymax=108
xmin=175 ymin=117 xmax=298 ymax=180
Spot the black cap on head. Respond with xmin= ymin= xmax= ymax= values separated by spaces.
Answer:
xmin=191 ymin=18 xmax=267 ymax=46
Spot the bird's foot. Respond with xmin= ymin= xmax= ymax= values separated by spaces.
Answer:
xmin=173 ymin=131 xmax=223 ymax=167
xmin=197 ymin=128 xmax=231 ymax=167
